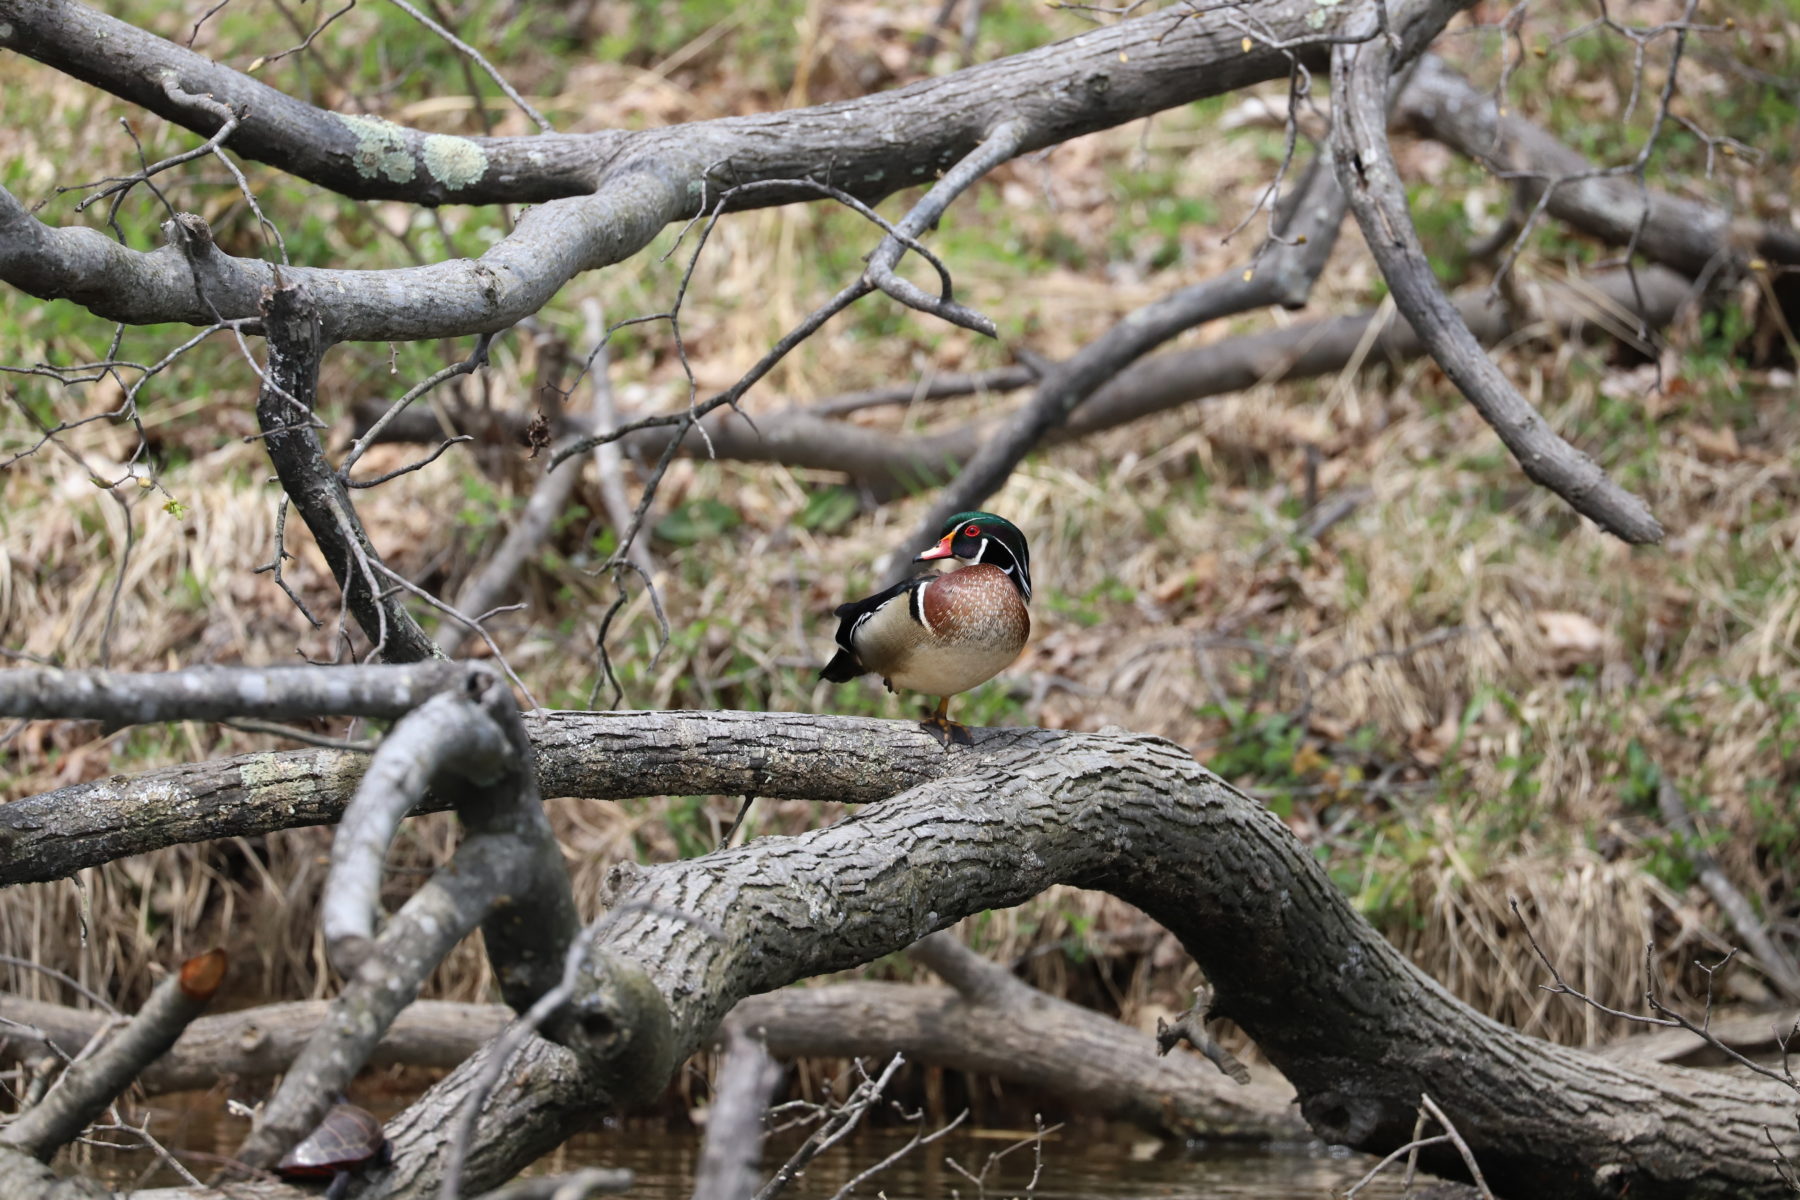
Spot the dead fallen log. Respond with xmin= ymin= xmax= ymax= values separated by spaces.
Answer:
xmin=0 ymin=997 xmax=506 ymax=1096
xmin=1396 ymin=55 xmax=1800 ymax=277
xmin=343 ymin=266 xmax=1692 ymax=504
xmin=6 ymin=687 xmax=1794 ymax=1198
xmin=1 ymin=967 xmax=1299 ymax=1140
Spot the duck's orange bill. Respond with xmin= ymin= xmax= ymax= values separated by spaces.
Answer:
xmin=915 ymin=533 xmax=956 ymax=562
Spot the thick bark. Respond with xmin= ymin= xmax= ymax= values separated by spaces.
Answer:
xmin=0 ymin=710 xmax=960 ymax=886
xmin=2 ymin=707 xmax=1791 ymax=1196
xmin=0 ymin=0 xmax=1461 ymax=341
xmin=0 ymin=979 xmax=1300 ymax=1140
xmin=334 ymin=713 xmax=1790 ymax=1200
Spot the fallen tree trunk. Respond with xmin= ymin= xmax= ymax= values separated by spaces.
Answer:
xmin=1396 ymin=55 xmax=1800 ymax=276
xmin=341 ymin=713 xmax=1789 ymax=1199
xmin=0 ymin=968 xmax=1298 ymax=1140
xmin=0 ymin=997 xmax=509 ymax=1095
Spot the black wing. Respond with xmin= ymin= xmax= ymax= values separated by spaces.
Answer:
xmin=818 ymin=576 xmax=927 ymax=682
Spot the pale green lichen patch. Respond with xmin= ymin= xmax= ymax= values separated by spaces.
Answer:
xmin=240 ymin=750 xmax=365 ymax=803
xmin=339 ymin=114 xmax=416 ymax=184
xmin=422 ymin=134 xmax=488 ymax=190
xmin=1306 ymin=0 xmax=1344 ymax=31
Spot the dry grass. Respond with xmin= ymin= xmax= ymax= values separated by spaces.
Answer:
xmin=3 ymin=0 xmax=1798 ymax=1065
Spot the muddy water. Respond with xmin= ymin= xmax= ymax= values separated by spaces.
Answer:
xmin=88 ymin=1102 xmax=1412 ymax=1198
xmin=559 ymin=1126 xmax=1415 ymax=1198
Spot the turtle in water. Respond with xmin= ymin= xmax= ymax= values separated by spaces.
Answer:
xmin=276 ymin=1104 xmax=389 ymax=1200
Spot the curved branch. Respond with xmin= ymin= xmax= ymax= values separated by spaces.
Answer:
xmin=0 ymin=0 xmax=610 ymax=205
xmin=4 ymin=0 xmax=1464 ymax=341
xmin=862 ymin=121 xmax=1026 ymax=337
xmin=0 ymin=695 xmax=1790 ymax=1195
xmin=358 ymin=713 xmax=1793 ymax=1199
xmin=1329 ymin=19 xmax=1664 ymax=544
xmin=322 ymin=691 xmax=512 ymax=972
xmin=0 ymin=0 xmax=1340 ymax=208
xmin=236 ymin=832 xmax=536 ymax=1171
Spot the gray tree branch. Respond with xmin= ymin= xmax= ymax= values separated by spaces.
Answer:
xmin=0 ymin=661 xmax=467 ymax=724
xmin=1396 ymin=55 xmax=1800 ymax=278
xmin=2 ymin=0 xmax=1458 ymax=342
xmin=1329 ymin=14 xmax=1665 ymax=544
xmin=0 ymin=950 xmax=225 ymax=1162
xmin=349 ymin=713 xmax=1792 ymax=1200
xmin=1 ymin=687 xmax=1792 ymax=1197
xmin=896 ymin=149 xmax=1350 ymax=573
xmin=256 ymin=276 xmax=443 ymax=661
xmin=689 ymin=1029 xmax=784 ymax=1200
xmin=0 ymin=708 xmax=964 ymax=886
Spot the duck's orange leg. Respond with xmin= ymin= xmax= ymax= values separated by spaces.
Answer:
xmin=919 ymin=696 xmax=974 ymax=747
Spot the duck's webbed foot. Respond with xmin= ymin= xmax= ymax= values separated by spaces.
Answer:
xmin=918 ymin=698 xmax=974 ymax=747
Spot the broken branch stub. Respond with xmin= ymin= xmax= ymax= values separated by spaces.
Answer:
xmin=0 ymin=950 xmax=226 ymax=1162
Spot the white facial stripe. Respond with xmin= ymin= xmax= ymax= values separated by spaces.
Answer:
xmin=972 ymin=536 xmax=989 ymax=564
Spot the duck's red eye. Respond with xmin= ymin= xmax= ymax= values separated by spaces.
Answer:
xmin=964 ymin=524 xmax=980 ymax=537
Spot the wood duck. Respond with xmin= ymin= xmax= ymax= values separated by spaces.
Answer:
xmin=820 ymin=512 xmax=1032 ymax=746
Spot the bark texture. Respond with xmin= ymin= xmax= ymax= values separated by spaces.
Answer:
xmin=0 ymin=0 xmax=1465 ymax=341
xmin=0 ymin=710 xmax=961 ymax=886
xmin=328 ymin=714 xmax=1794 ymax=1200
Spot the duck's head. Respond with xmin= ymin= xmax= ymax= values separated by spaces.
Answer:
xmin=915 ymin=511 xmax=1032 ymax=600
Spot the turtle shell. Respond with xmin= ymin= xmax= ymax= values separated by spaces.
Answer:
xmin=277 ymin=1104 xmax=386 ymax=1176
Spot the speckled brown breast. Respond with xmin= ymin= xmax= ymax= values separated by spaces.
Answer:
xmin=859 ymin=563 xmax=1027 ymax=698
xmin=920 ymin=564 xmax=1029 ymax=649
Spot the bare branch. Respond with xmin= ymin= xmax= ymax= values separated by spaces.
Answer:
xmin=235 ymin=832 xmax=535 ymax=1172
xmin=0 ymin=950 xmax=225 ymax=1161
xmin=1 ymin=0 xmax=1463 ymax=340
xmin=1329 ymin=15 xmax=1664 ymax=543
xmin=895 ymin=149 xmax=1349 ymax=567
xmin=862 ymin=120 xmax=1027 ymax=337
xmin=0 ymin=708 xmax=966 ymax=886
xmin=1396 ymin=55 xmax=1800 ymax=277
xmin=257 ymin=276 xmax=443 ymax=661
xmin=321 ymin=691 xmax=513 ymax=974
xmin=0 ymin=661 xmax=467 ymax=724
